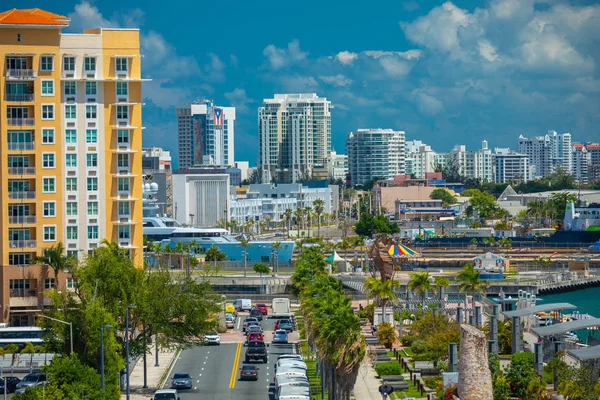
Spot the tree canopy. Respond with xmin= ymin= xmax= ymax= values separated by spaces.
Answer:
xmin=354 ymin=212 xmax=399 ymax=237
xmin=429 ymin=188 xmax=457 ymax=207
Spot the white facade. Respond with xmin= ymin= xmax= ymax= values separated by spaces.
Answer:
xmin=142 ymin=147 xmax=171 ymax=170
xmin=177 ymin=101 xmax=235 ymax=168
xmin=172 ymin=173 xmax=230 ymax=227
xmin=436 ymin=141 xmax=493 ymax=182
xmin=405 ymin=140 xmax=437 ymax=179
xmin=258 ymin=93 xmax=332 ymax=183
xmin=572 ymin=144 xmax=590 ymax=184
xmin=234 ymin=161 xmax=250 ymax=182
xmin=346 ymin=128 xmax=406 ymax=186
xmin=518 ymin=131 xmax=572 ymax=178
xmin=328 ymin=150 xmax=348 ymax=181
xmin=493 ymin=148 xmax=531 ymax=183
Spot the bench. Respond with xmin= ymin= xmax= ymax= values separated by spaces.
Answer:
xmin=373 ymin=349 xmax=388 ymax=355
xmin=379 ymin=375 xmax=404 ymax=381
xmin=375 ymin=356 xmax=392 ymax=362
xmin=419 ymin=368 xmax=439 ymax=376
xmin=387 ymin=381 xmax=410 ymax=391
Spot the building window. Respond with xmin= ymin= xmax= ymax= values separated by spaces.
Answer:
xmin=116 ymin=57 xmax=128 ymax=72
xmin=84 ymin=57 xmax=96 ymax=72
xmin=17 ymin=33 xmax=21 ymax=42
xmin=86 ymin=129 xmax=97 ymax=143
xmin=85 ymin=105 xmax=97 ymax=119
xmin=42 ymin=128 xmax=55 ymax=144
xmin=9 ymin=253 xmax=31 ymax=266
xmin=87 ymin=178 xmax=98 ymax=191
xmin=85 ymin=81 xmax=97 ymax=95
xmin=87 ymin=202 xmax=98 ymax=215
xmin=44 ymin=278 xmax=55 ymax=289
xmin=116 ymin=81 xmax=128 ymax=96
xmin=43 ymin=225 xmax=56 ymax=241
xmin=66 ymin=226 xmax=78 ymax=240
xmin=40 ymin=56 xmax=53 ymax=71
xmin=10 ymin=279 xmax=30 ymax=291
xmin=65 ymin=105 xmax=76 ymax=119
xmin=63 ymin=56 xmax=75 ymax=72
xmin=118 ymin=201 xmax=130 ymax=216
xmin=66 ymin=278 xmax=76 ymax=290
xmin=64 ymin=81 xmax=76 ymax=95
xmin=117 ymin=154 xmax=129 ymax=168
xmin=86 ymin=153 xmax=98 ymax=167
xmin=43 ymin=201 xmax=55 ymax=217
xmin=43 ymin=177 xmax=55 ymax=193
xmin=117 ymin=177 xmax=129 ymax=191
xmin=42 ymin=153 xmax=55 ymax=168
xmin=66 ymin=153 xmax=77 ymax=167
xmin=65 ymin=129 xmax=77 ymax=143
xmin=87 ymin=226 xmax=98 ymax=239
xmin=42 ymin=104 xmax=54 ymax=120
xmin=41 ymin=80 xmax=54 ymax=95
xmin=117 ymin=130 xmax=129 ymax=143
xmin=66 ymin=202 xmax=78 ymax=216
xmin=118 ymin=225 xmax=130 ymax=239
xmin=67 ymin=250 xmax=78 ymax=258
xmin=66 ymin=178 xmax=77 ymax=191
xmin=116 ymin=105 xmax=128 ymax=120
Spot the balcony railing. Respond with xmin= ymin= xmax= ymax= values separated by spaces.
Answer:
xmin=6 ymin=93 xmax=34 ymax=102
xmin=10 ymin=288 xmax=37 ymax=297
xmin=9 ymin=216 xmax=36 ymax=224
xmin=6 ymin=69 xmax=37 ymax=79
xmin=8 ymin=167 xmax=36 ymax=175
xmin=8 ymin=191 xmax=36 ymax=200
xmin=8 ymin=240 xmax=36 ymax=248
xmin=7 ymin=142 xmax=35 ymax=151
xmin=7 ymin=118 xmax=35 ymax=126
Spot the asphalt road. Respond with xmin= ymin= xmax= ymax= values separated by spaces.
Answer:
xmin=168 ymin=313 xmax=297 ymax=400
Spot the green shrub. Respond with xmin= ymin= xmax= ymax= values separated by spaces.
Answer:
xmin=400 ymin=335 xmax=417 ymax=347
xmin=411 ymin=339 xmax=427 ymax=355
xmin=375 ymin=361 xmax=404 ymax=377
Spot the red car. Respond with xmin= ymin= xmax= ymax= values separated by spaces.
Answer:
xmin=274 ymin=319 xmax=280 ymax=330
xmin=247 ymin=332 xmax=264 ymax=342
xmin=256 ymin=303 xmax=268 ymax=315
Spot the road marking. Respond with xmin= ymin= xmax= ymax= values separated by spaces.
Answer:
xmin=235 ymin=316 xmax=242 ymax=330
xmin=228 ymin=342 xmax=243 ymax=389
xmin=201 ymin=367 xmax=204 ymax=371
xmin=196 ymin=380 xmax=199 ymax=383
xmin=194 ymin=386 xmax=197 ymax=390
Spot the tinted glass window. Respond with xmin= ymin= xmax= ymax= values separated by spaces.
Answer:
xmin=154 ymin=394 xmax=176 ymax=400
xmin=173 ymin=373 xmax=189 ymax=379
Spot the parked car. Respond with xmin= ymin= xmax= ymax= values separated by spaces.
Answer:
xmin=204 ymin=331 xmax=221 ymax=345
xmin=15 ymin=373 xmax=46 ymax=395
xmin=0 ymin=376 xmax=20 ymax=394
xmin=247 ymin=331 xmax=264 ymax=342
xmin=171 ymin=372 xmax=192 ymax=390
xmin=275 ymin=359 xmax=307 ymax=373
xmin=277 ymin=354 xmax=304 ymax=362
xmin=272 ymin=329 xmax=289 ymax=344
xmin=153 ymin=389 xmax=180 ymax=400
xmin=240 ymin=365 xmax=259 ymax=381
xmin=250 ymin=308 xmax=263 ymax=321
xmin=255 ymin=303 xmax=268 ymax=315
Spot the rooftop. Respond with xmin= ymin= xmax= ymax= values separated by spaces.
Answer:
xmin=567 ymin=344 xmax=600 ymax=361
xmin=502 ymin=303 xmax=577 ymax=318
xmin=531 ymin=318 xmax=600 ymax=337
xmin=0 ymin=8 xmax=69 ymax=26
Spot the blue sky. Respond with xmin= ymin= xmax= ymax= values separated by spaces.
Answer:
xmin=9 ymin=0 xmax=600 ymax=167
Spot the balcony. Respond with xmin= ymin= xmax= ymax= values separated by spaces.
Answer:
xmin=10 ymin=288 xmax=37 ymax=297
xmin=9 ymin=216 xmax=36 ymax=224
xmin=8 ymin=240 xmax=36 ymax=248
xmin=8 ymin=191 xmax=36 ymax=200
xmin=7 ymin=118 xmax=35 ymax=126
xmin=7 ymin=142 xmax=35 ymax=151
xmin=6 ymin=69 xmax=37 ymax=80
xmin=8 ymin=167 xmax=36 ymax=175
xmin=6 ymin=93 xmax=35 ymax=102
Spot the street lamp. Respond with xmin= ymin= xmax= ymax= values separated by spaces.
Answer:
xmin=125 ymin=305 xmax=136 ymax=400
xmin=100 ymin=324 xmax=113 ymax=390
xmin=36 ymin=314 xmax=73 ymax=354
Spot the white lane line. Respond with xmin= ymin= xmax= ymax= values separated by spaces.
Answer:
xmin=196 ymin=380 xmax=200 ymax=383
xmin=201 ymin=367 xmax=204 ymax=371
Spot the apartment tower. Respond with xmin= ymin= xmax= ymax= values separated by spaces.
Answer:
xmin=0 ymin=8 xmax=146 ymax=323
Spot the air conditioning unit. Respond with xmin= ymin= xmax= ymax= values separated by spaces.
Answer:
xmin=118 ymin=121 xmax=127 ymax=126
xmin=67 ymin=122 xmax=75 ymax=127
xmin=89 ymin=170 xmax=97 ymax=176
xmin=87 ymin=122 xmax=96 ymax=127
xmin=68 ymin=219 xmax=76 ymax=224
xmin=66 ymin=96 xmax=75 ymax=102
xmin=67 ymin=171 xmax=76 ymax=176
xmin=65 ymin=72 xmax=74 ymax=78
xmin=68 ymin=243 xmax=77 ymax=248
xmin=67 ymin=146 xmax=76 ymax=151
xmin=89 ymin=195 xmax=97 ymax=200
xmin=89 ymin=219 xmax=97 ymax=223
xmin=68 ymin=195 xmax=76 ymax=200
xmin=86 ymin=73 xmax=95 ymax=78
xmin=87 ymin=98 xmax=96 ymax=103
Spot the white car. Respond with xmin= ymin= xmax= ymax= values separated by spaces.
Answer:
xmin=154 ymin=389 xmax=181 ymax=400
xmin=204 ymin=331 xmax=221 ymax=345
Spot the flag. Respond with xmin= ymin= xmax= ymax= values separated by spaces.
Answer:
xmin=213 ymin=108 xmax=223 ymax=127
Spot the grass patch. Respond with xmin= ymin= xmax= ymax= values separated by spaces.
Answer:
xmin=300 ymin=341 xmax=326 ymax=400
xmin=387 ymin=380 xmax=423 ymax=399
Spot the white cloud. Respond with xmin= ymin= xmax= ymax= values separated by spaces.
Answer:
xmin=277 ymin=75 xmax=319 ymax=92
xmin=68 ymin=1 xmax=117 ymax=30
xmin=263 ymin=39 xmax=307 ymax=70
xmin=143 ymin=79 xmax=191 ymax=109
xmin=478 ymin=39 xmax=498 ymax=62
xmin=379 ymin=58 xmax=413 ymax=77
xmin=224 ymin=88 xmax=253 ymax=112
xmin=402 ymin=1 xmax=420 ymax=12
xmin=319 ymin=74 xmax=353 ymax=87
xmin=413 ymin=91 xmax=445 ymax=116
xmin=364 ymin=50 xmax=423 ymax=60
xmin=334 ymin=51 xmax=359 ymax=65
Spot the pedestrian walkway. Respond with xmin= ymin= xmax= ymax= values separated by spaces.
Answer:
xmin=353 ymin=357 xmax=386 ymax=400
xmin=121 ymin=347 xmax=179 ymax=399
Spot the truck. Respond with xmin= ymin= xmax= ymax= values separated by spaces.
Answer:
xmin=245 ymin=340 xmax=268 ymax=363
xmin=272 ymin=298 xmax=290 ymax=317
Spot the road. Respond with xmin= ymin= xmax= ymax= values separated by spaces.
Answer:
xmin=168 ymin=313 xmax=298 ymax=400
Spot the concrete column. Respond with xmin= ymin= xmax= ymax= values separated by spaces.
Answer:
xmin=488 ymin=340 xmax=497 ymax=354
xmin=534 ymin=343 xmax=543 ymax=375
xmin=511 ymin=316 xmax=522 ymax=353
xmin=489 ymin=315 xmax=498 ymax=354
xmin=448 ymin=342 xmax=458 ymax=373
xmin=553 ymin=341 xmax=563 ymax=390
xmin=457 ymin=307 xmax=463 ymax=324
xmin=492 ymin=304 xmax=499 ymax=317
xmin=475 ymin=306 xmax=482 ymax=328
xmin=458 ymin=325 xmax=493 ymax=400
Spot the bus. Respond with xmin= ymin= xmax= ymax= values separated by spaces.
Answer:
xmin=0 ymin=326 xmax=44 ymax=350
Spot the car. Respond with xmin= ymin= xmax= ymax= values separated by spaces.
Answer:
xmin=245 ymin=325 xmax=263 ymax=336
xmin=170 ymin=372 xmax=192 ymax=390
xmin=278 ymin=319 xmax=293 ymax=332
xmin=277 ymin=354 xmax=304 ymax=362
xmin=274 ymin=368 xmax=307 ymax=386
xmin=153 ymin=388 xmax=181 ymax=400
xmin=250 ymin=308 xmax=263 ymax=321
xmin=15 ymin=373 xmax=46 ymax=395
xmin=226 ymin=318 xmax=235 ymax=329
xmin=240 ymin=365 xmax=259 ymax=381
xmin=274 ymin=319 xmax=280 ymax=330
xmin=277 ymin=382 xmax=311 ymax=400
xmin=0 ymin=376 xmax=20 ymax=394
xmin=256 ymin=303 xmax=268 ymax=315
xmin=204 ymin=331 xmax=221 ymax=345
xmin=275 ymin=359 xmax=307 ymax=373
xmin=243 ymin=317 xmax=259 ymax=332
xmin=247 ymin=332 xmax=264 ymax=342
xmin=272 ymin=329 xmax=289 ymax=344
xmin=245 ymin=340 xmax=268 ymax=363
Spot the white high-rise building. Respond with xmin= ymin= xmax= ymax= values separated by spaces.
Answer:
xmin=572 ymin=144 xmax=591 ymax=184
xmin=518 ymin=131 xmax=572 ymax=178
xmin=405 ymin=140 xmax=437 ymax=179
xmin=328 ymin=150 xmax=348 ymax=181
xmin=258 ymin=93 xmax=332 ymax=183
xmin=436 ymin=141 xmax=494 ymax=182
xmin=176 ymin=100 xmax=235 ymax=168
xmin=493 ymin=148 xmax=531 ymax=183
xmin=346 ymin=128 xmax=406 ymax=186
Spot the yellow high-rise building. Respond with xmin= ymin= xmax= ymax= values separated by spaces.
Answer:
xmin=0 ymin=8 xmax=146 ymax=324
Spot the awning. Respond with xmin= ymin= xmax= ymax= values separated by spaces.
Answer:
xmin=503 ymin=303 xmax=577 ymax=318
xmin=111 ymin=54 xmax=137 ymax=58
xmin=387 ymin=243 xmax=418 ymax=256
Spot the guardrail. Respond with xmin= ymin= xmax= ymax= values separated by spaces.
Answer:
xmin=8 ymin=191 xmax=36 ymax=200
xmin=8 ymin=142 xmax=35 ymax=150
xmin=9 ymin=215 xmax=36 ymax=224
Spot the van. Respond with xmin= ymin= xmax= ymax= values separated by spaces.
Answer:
xmin=277 ymin=382 xmax=310 ymax=400
xmin=272 ymin=298 xmax=290 ymax=316
xmin=275 ymin=359 xmax=307 ymax=372
xmin=274 ymin=369 xmax=307 ymax=386
xmin=233 ymin=299 xmax=252 ymax=312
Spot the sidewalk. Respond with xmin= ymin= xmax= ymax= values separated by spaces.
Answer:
xmin=121 ymin=347 xmax=179 ymax=400
xmin=353 ymin=357 xmax=386 ymax=400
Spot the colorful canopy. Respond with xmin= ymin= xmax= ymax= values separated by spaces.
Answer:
xmin=387 ymin=243 xmax=418 ymax=256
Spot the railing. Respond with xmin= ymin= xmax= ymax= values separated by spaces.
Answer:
xmin=7 ymin=118 xmax=35 ymax=126
xmin=8 ymin=191 xmax=36 ymax=200
xmin=6 ymin=93 xmax=34 ymax=102
xmin=6 ymin=69 xmax=37 ymax=79
xmin=8 ymin=240 xmax=36 ymax=248
xmin=7 ymin=142 xmax=35 ymax=150
xmin=9 ymin=216 xmax=36 ymax=224
xmin=10 ymin=288 xmax=37 ymax=297
xmin=8 ymin=167 xmax=36 ymax=175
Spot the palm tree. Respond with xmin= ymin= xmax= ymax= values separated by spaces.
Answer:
xmin=313 ymin=199 xmax=325 ymax=237
xmin=264 ymin=215 xmax=272 ymax=231
xmin=283 ymin=208 xmax=293 ymax=237
xmin=433 ymin=276 xmax=450 ymax=301
xmin=293 ymin=208 xmax=304 ymax=238
xmin=408 ymin=271 xmax=432 ymax=315
xmin=457 ymin=264 xmax=488 ymax=318
xmin=364 ymin=276 xmax=399 ymax=325
xmin=304 ymin=207 xmax=313 ymax=235
xmin=30 ymin=242 xmax=76 ymax=290
xmin=239 ymin=238 xmax=250 ymax=278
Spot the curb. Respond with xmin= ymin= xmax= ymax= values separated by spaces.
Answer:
xmin=158 ymin=348 xmax=181 ymax=389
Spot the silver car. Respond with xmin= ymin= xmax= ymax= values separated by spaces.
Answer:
xmin=204 ymin=331 xmax=221 ymax=345
xmin=14 ymin=373 xmax=46 ymax=395
xmin=171 ymin=372 xmax=192 ymax=389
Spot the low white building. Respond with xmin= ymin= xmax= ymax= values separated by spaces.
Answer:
xmin=172 ymin=173 xmax=230 ymax=227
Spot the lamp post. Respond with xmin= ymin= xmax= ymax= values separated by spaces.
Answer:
xmin=36 ymin=314 xmax=73 ymax=354
xmin=125 ymin=305 xmax=136 ymax=400
xmin=100 ymin=324 xmax=113 ymax=390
